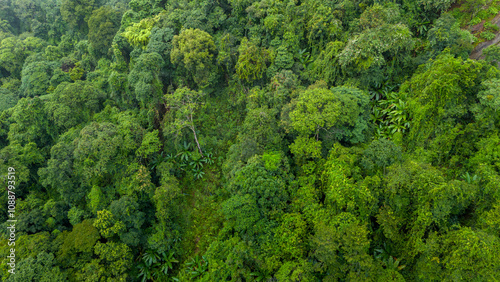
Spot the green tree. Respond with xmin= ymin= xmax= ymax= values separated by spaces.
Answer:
xmin=225 ymin=106 xmax=282 ymax=175
xmin=0 ymin=0 xmax=17 ymax=34
xmin=288 ymin=85 xmax=370 ymax=144
xmin=73 ymin=118 xmax=142 ymax=186
xmin=149 ymin=161 xmax=182 ymax=251
xmin=0 ymin=142 xmax=44 ymax=187
xmin=8 ymin=97 xmax=55 ymax=147
xmin=171 ymin=28 xmax=216 ymax=88
xmin=419 ymin=0 xmax=455 ymax=12
xmin=0 ymin=37 xmax=27 ymax=78
xmin=338 ymin=22 xmax=414 ymax=87
xmin=87 ymin=6 xmax=122 ymax=58
xmin=361 ymin=139 xmax=402 ymax=173
xmin=121 ymin=15 xmax=158 ymax=49
xmin=358 ymin=3 xmax=401 ymax=30
xmin=0 ymin=36 xmax=46 ymax=78
xmin=312 ymin=212 xmax=378 ymax=280
xmin=380 ymin=159 xmax=479 ymax=262
xmin=236 ymin=37 xmax=269 ymax=84
xmin=45 ymin=81 xmax=105 ymax=131
xmin=0 ymin=87 xmax=18 ymax=111
xmin=427 ymin=13 xmax=474 ymax=58
xmin=94 ymin=209 xmax=126 ymax=239
xmin=108 ymin=196 xmax=147 ymax=246
xmin=272 ymin=212 xmax=308 ymax=260
xmin=483 ymin=45 xmax=500 ymax=67
xmin=222 ymin=154 xmax=291 ymax=241
xmin=402 ymin=53 xmax=493 ymax=149
xmin=38 ymin=131 xmax=85 ymax=205
xmin=57 ymin=219 xmax=100 ymax=269
xmin=146 ymin=27 xmax=175 ymax=81
xmin=93 ymin=241 xmax=133 ymax=280
xmin=60 ymin=0 xmax=96 ymax=33
xmin=136 ymin=129 xmax=162 ymax=159
xmin=469 ymin=132 xmax=500 ymax=182
xmin=324 ymin=144 xmax=377 ymax=220
xmin=19 ymin=61 xmax=57 ymax=97
xmin=118 ymin=162 xmax=156 ymax=198
xmin=306 ymin=5 xmax=342 ymax=47
xmin=6 ymin=252 xmax=67 ymax=282
xmin=202 ymin=236 xmax=257 ymax=281
xmin=164 ymin=87 xmax=206 ymax=156
xmin=309 ymin=41 xmax=344 ymax=86
xmin=129 ymin=0 xmax=164 ymax=19
xmin=472 ymin=78 xmax=500 ymax=123
xmin=416 ymin=228 xmax=500 ymax=280
xmin=128 ymin=52 xmax=164 ymax=108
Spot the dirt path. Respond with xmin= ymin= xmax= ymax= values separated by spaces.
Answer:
xmin=469 ymin=12 xmax=500 ymax=60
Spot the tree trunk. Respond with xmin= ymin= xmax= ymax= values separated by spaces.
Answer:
xmin=190 ymin=126 xmax=204 ymax=157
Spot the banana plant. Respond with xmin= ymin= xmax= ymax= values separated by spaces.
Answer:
xmin=158 ymin=251 xmax=179 ymax=276
xmin=185 ymin=255 xmax=208 ymax=280
xmin=461 ymin=172 xmax=481 ymax=184
xmin=138 ymin=250 xmax=179 ymax=282
xmin=178 ymin=150 xmax=192 ymax=163
xmin=250 ymin=269 xmax=271 ymax=281
xmin=370 ymin=107 xmax=385 ymax=124
xmin=297 ymin=48 xmax=313 ymax=70
xmin=189 ymin=158 xmax=204 ymax=170
xmin=192 ymin=168 xmax=205 ymax=180
xmin=384 ymin=256 xmax=406 ymax=272
xmin=370 ymin=79 xmax=399 ymax=101
xmin=415 ymin=21 xmax=430 ymax=36
xmin=150 ymin=152 xmax=173 ymax=170
xmin=202 ymin=152 xmax=214 ymax=165
xmin=374 ymin=243 xmax=406 ymax=272
xmin=372 ymin=91 xmax=410 ymax=139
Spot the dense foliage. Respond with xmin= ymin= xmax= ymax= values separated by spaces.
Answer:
xmin=1 ymin=0 xmax=500 ymax=281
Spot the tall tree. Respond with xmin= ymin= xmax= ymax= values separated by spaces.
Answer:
xmin=128 ymin=52 xmax=164 ymax=108
xmin=164 ymin=87 xmax=206 ymax=156
xmin=170 ymin=28 xmax=216 ymax=88
xmin=60 ymin=0 xmax=96 ymax=34
xmin=87 ymin=6 xmax=122 ymax=58
xmin=44 ymin=81 xmax=105 ymax=131
xmin=287 ymin=84 xmax=370 ymax=145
